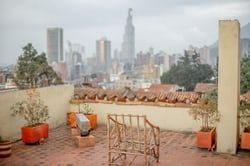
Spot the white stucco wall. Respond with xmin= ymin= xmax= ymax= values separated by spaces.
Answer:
xmin=70 ymin=103 xmax=201 ymax=132
xmin=0 ymin=85 xmax=74 ymax=139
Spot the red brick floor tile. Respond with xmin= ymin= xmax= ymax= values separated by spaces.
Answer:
xmin=0 ymin=125 xmax=249 ymax=166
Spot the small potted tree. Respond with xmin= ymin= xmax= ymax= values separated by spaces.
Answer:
xmin=239 ymin=98 xmax=250 ymax=150
xmin=0 ymin=136 xmax=12 ymax=158
xmin=189 ymin=91 xmax=220 ymax=150
xmin=80 ymin=103 xmax=97 ymax=129
xmin=11 ymin=89 xmax=49 ymax=144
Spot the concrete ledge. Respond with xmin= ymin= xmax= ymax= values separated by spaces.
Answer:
xmin=71 ymin=128 xmax=78 ymax=137
xmin=74 ymin=135 xmax=95 ymax=148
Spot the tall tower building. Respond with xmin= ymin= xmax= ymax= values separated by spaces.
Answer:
xmin=163 ymin=55 xmax=170 ymax=72
xmin=96 ymin=37 xmax=111 ymax=72
xmin=120 ymin=8 xmax=135 ymax=64
xmin=199 ymin=45 xmax=211 ymax=65
xmin=47 ymin=28 xmax=63 ymax=64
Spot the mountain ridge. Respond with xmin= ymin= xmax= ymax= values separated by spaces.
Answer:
xmin=209 ymin=22 xmax=250 ymax=59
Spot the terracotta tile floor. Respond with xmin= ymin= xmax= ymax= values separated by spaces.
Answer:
xmin=1 ymin=125 xmax=250 ymax=166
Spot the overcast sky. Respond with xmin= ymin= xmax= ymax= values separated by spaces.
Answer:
xmin=0 ymin=0 xmax=250 ymax=65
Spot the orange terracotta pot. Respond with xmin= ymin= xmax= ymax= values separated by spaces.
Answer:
xmin=196 ymin=127 xmax=216 ymax=150
xmin=21 ymin=123 xmax=49 ymax=144
xmin=240 ymin=131 xmax=250 ymax=150
xmin=40 ymin=123 xmax=49 ymax=139
xmin=68 ymin=112 xmax=77 ymax=128
xmin=67 ymin=112 xmax=75 ymax=125
xmin=86 ymin=114 xmax=97 ymax=129
xmin=0 ymin=141 xmax=12 ymax=158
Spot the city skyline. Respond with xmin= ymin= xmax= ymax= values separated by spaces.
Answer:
xmin=1 ymin=0 xmax=250 ymax=65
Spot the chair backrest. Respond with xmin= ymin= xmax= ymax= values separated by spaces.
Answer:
xmin=107 ymin=114 xmax=160 ymax=151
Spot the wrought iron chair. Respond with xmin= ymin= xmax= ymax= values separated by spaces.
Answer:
xmin=107 ymin=114 xmax=160 ymax=166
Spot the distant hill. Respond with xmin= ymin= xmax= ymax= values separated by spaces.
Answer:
xmin=209 ymin=22 xmax=250 ymax=63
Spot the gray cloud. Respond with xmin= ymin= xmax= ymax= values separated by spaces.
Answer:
xmin=0 ymin=0 xmax=249 ymax=65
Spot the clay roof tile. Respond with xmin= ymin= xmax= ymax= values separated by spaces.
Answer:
xmin=194 ymin=83 xmax=217 ymax=93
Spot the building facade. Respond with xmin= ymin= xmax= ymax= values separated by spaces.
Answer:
xmin=47 ymin=28 xmax=63 ymax=64
xmin=199 ymin=45 xmax=211 ymax=65
xmin=96 ymin=37 xmax=111 ymax=73
xmin=114 ymin=78 xmax=151 ymax=90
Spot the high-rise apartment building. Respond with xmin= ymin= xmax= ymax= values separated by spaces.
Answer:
xmin=96 ymin=37 xmax=111 ymax=72
xmin=120 ymin=8 xmax=135 ymax=64
xmin=47 ymin=28 xmax=63 ymax=64
xmin=163 ymin=55 xmax=170 ymax=72
xmin=199 ymin=45 xmax=211 ymax=65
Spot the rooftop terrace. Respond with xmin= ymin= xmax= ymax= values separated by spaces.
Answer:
xmin=1 ymin=125 xmax=249 ymax=166
xmin=0 ymin=82 xmax=249 ymax=165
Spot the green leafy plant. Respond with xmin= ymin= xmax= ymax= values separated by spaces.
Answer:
xmin=239 ymin=96 xmax=250 ymax=132
xmin=0 ymin=136 xmax=12 ymax=143
xmin=189 ymin=91 xmax=220 ymax=131
xmin=11 ymin=88 xmax=49 ymax=127
xmin=80 ymin=103 xmax=93 ymax=115
xmin=0 ymin=136 xmax=8 ymax=143
xmin=240 ymin=54 xmax=250 ymax=94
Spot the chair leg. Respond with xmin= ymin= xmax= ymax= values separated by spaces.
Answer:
xmin=157 ymin=146 xmax=160 ymax=163
xmin=145 ymin=154 xmax=148 ymax=166
xmin=108 ymin=152 xmax=112 ymax=165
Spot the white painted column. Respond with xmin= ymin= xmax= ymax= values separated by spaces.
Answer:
xmin=217 ymin=20 xmax=240 ymax=154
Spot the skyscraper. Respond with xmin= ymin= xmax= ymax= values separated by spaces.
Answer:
xmin=120 ymin=8 xmax=135 ymax=64
xmin=96 ymin=37 xmax=111 ymax=72
xmin=199 ymin=45 xmax=211 ymax=65
xmin=47 ymin=28 xmax=63 ymax=64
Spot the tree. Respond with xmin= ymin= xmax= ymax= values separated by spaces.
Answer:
xmin=14 ymin=43 xmax=63 ymax=89
xmin=240 ymin=54 xmax=250 ymax=94
xmin=161 ymin=51 xmax=214 ymax=91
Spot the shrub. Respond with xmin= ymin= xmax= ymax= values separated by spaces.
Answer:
xmin=80 ymin=103 xmax=93 ymax=115
xmin=189 ymin=91 xmax=220 ymax=131
xmin=11 ymin=89 xmax=49 ymax=127
xmin=239 ymin=95 xmax=250 ymax=132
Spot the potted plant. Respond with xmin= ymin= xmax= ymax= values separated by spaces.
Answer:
xmin=67 ymin=94 xmax=81 ymax=128
xmin=0 ymin=136 xmax=12 ymax=158
xmin=80 ymin=103 xmax=97 ymax=129
xmin=189 ymin=91 xmax=220 ymax=150
xmin=11 ymin=89 xmax=49 ymax=144
xmin=67 ymin=95 xmax=80 ymax=136
xmin=239 ymin=98 xmax=250 ymax=150
xmin=68 ymin=111 xmax=78 ymax=128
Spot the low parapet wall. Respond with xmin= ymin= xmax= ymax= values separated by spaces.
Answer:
xmin=70 ymin=102 xmax=201 ymax=132
xmin=0 ymin=84 xmax=201 ymax=139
